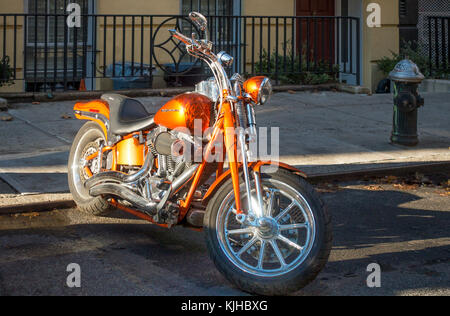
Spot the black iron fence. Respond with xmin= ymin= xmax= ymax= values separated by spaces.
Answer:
xmin=428 ymin=16 xmax=450 ymax=77
xmin=0 ymin=14 xmax=360 ymax=92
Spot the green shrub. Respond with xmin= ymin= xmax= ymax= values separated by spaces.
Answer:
xmin=375 ymin=53 xmax=401 ymax=77
xmin=375 ymin=41 xmax=449 ymax=79
xmin=253 ymin=45 xmax=340 ymax=85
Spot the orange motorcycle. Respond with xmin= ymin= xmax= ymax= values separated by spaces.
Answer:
xmin=68 ymin=12 xmax=331 ymax=295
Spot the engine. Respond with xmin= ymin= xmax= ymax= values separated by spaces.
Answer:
xmin=137 ymin=127 xmax=194 ymax=206
xmin=151 ymin=128 xmax=193 ymax=179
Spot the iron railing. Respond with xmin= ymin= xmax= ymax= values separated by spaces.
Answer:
xmin=0 ymin=14 xmax=361 ymax=92
xmin=428 ymin=16 xmax=450 ymax=77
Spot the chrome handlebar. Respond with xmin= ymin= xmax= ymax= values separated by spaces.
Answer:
xmin=168 ymin=29 xmax=213 ymax=57
xmin=169 ymin=28 xmax=233 ymax=109
xmin=169 ymin=26 xmax=237 ymax=122
xmin=168 ymin=29 xmax=193 ymax=46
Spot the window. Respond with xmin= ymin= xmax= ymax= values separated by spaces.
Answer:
xmin=181 ymin=0 xmax=235 ymax=17
xmin=180 ymin=0 xmax=237 ymax=38
xmin=27 ymin=0 xmax=91 ymax=44
xmin=180 ymin=0 xmax=242 ymax=69
xmin=25 ymin=0 xmax=93 ymax=86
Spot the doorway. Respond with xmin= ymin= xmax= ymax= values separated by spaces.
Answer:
xmin=296 ymin=0 xmax=335 ymax=65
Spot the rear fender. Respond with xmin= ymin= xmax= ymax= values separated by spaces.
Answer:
xmin=74 ymin=100 xmax=110 ymax=139
xmin=201 ymin=161 xmax=307 ymax=205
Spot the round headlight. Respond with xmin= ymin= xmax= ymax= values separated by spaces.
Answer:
xmin=243 ymin=76 xmax=273 ymax=105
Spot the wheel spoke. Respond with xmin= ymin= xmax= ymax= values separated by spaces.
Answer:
xmin=236 ymin=237 xmax=258 ymax=257
xmin=257 ymin=240 xmax=266 ymax=270
xmin=265 ymin=189 xmax=277 ymax=217
xmin=227 ymin=227 xmax=253 ymax=235
xmin=279 ymin=223 xmax=308 ymax=231
xmin=269 ymin=240 xmax=287 ymax=268
xmin=275 ymin=201 xmax=296 ymax=222
xmin=277 ymin=234 xmax=303 ymax=251
xmin=218 ymin=178 xmax=317 ymax=276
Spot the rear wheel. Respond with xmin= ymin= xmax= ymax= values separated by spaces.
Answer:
xmin=204 ymin=169 xmax=332 ymax=295
xmin=68 ymin=122 xmax=112 ymax=216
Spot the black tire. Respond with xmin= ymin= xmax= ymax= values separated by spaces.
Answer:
xmin=68 ymin=122 xmax=112 ymax=216
xmin=204 ymin=169 xmax=332 ymax=296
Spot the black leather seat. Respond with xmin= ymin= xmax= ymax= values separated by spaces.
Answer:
xmin=101 ymin=94 xmax=157 ymax=136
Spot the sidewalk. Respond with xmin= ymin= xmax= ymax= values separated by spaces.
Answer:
xmin=0 ymin=91 xmax=449 ymax=212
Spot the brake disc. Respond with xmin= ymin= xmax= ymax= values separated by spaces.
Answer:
xmin=79 ymin=141 xmax=101 ymax=180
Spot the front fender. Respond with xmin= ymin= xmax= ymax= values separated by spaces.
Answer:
xmin=201 ymin=161 xmax=307 ymax=205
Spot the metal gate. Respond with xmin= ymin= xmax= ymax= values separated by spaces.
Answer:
xmin=0 ymin=12 xmax=361 ymax=92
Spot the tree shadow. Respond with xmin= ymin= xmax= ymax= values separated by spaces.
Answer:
xmin=324 ymin=186 xmax=450 ymax=249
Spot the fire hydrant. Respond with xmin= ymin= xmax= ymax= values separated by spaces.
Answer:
xmin=389 ymin=58 xmax=425 ymax=146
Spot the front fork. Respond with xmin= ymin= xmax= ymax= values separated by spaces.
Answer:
xmin=180 ymin=101 xmax=265 ymax=226
xmin=229 ymin=101 xmax=265 ymax=226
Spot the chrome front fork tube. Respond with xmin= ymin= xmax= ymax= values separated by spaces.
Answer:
xmin=236 ymin=102 xmax=265 ymax=223
xmin=246 ymin=103 xmax=265 ymax=218
xmin=252 ymin=170 xmax=265 ymax=218
xmin=238 ymin=129 xmax=256 ymax=216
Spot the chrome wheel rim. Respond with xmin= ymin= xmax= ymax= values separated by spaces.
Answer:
xmin=216 ymin=179 xmax=316 ymax=277
xmin=70 ymin=129 xmax=104 ymax=200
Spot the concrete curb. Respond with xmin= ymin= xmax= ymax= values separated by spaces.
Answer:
xmin=1 ymin=161 xmax=448 ymax=215
xmin=419 ymin=79 xmax=450 ymax=93
xmin=307 ymin=161 xmax=450 ymax=183
xmin=0 ymin=87 xmax=193 ymax=104
xmin=0 ymin=83 xmax=368 ymax=104
xmin=0 ymin=193 xmax=75 ymax=215
xmin=0 ymin=97 xmax=8 ymax=111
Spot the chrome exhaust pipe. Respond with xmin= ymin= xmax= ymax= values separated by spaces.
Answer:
xmin=89 ymin=183 xmax=157 ymax=214
xmin=87 ymin=159 xmax=199 ymax=216
xmin=85 ymin=154 xmax=154 ymax=190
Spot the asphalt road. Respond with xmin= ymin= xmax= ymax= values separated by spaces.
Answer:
xmin=0 ymin=173 xmax=448 ymax=296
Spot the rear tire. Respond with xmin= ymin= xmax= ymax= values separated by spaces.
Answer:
xmin=204 ymin=169 xmax=332 ymax=295
xmin=68 ymin=122 xmax=112 ymax=216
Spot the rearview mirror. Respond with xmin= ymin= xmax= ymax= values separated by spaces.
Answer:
xmin=189 ymin=12 xmax=207 ymax=31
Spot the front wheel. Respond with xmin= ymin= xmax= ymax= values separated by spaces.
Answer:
xmin=204 ymin=169 xmax=332 ymax=295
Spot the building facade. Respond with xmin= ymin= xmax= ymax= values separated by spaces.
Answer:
xmin=0 ymin=0 xmax=404 ymax=93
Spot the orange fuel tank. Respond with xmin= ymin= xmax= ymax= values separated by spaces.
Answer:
xmin=154 ymin=93 xmax=213 ymax=134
